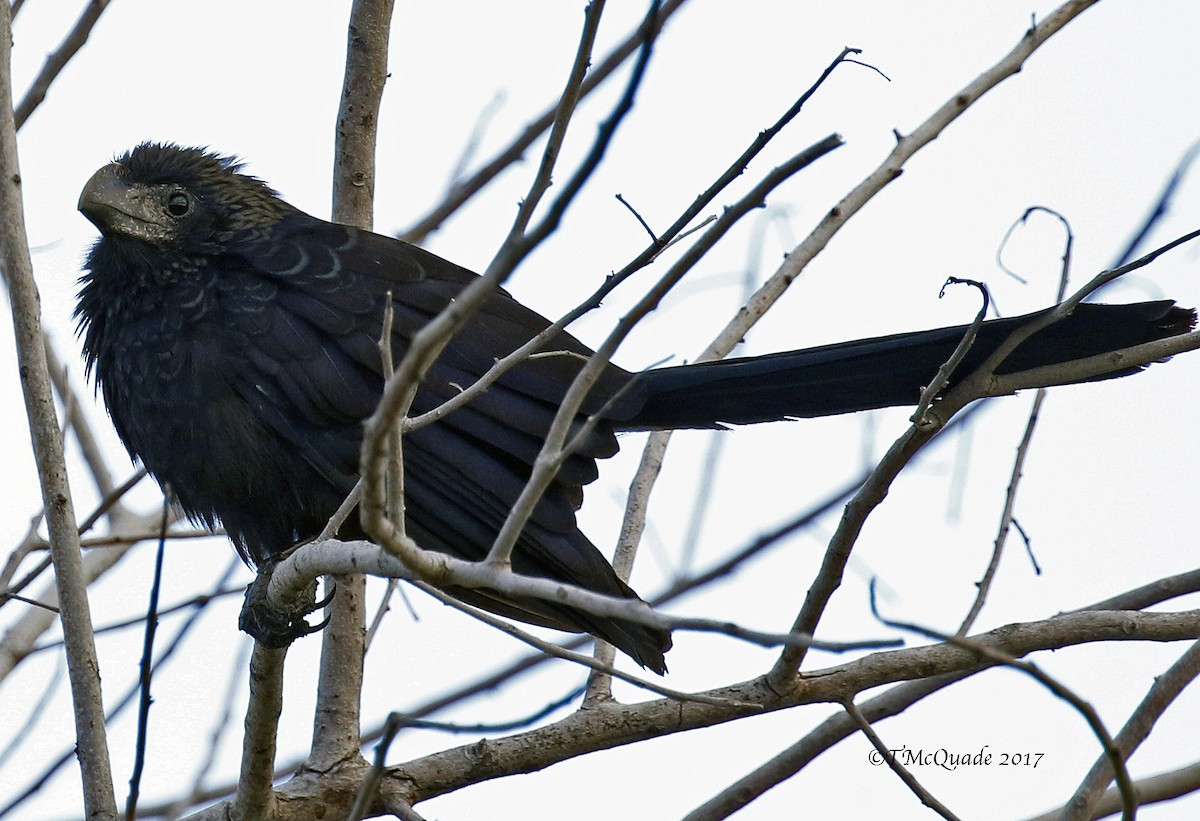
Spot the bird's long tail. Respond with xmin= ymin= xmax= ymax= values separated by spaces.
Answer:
xmin=620 ymin=301 xmax=1195 ymax=430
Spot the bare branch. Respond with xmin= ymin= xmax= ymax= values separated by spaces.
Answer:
xmin=144 ymin=608 xmax=1200 ymax=818
xmin=1059 ymin=639 xmax=1200 ymax=820
xmin=332 ymin=0 xmax=395 ymax=230
xmin=1082 ymin=569 xmax=1200 ymax=612
xmin=267 ymin=538 xmax=898 ymax=656
xmin=379 ymin=609 xmax=1199 ymax=807
xmin=872 ymin=593 xmax=1138 ymax=821
xmin=1025 ymin=761 xmax=1200 ymax=821
xmin=688 ymin=566 xmax=1200 ymax=821
xmin=233 ymin=646 xmax=286 ymax=820
xmin=13 ymin=0 xmax=112 ymax=130
xmin=309 ymin=0 xmax=397 ymax=779
xmin=397 ymin=41 xmax=856 ymax=448
xmin=0 ymin=5 xmax=115 ymax=817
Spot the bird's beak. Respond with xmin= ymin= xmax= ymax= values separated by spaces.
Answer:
xmin=78 ymin=163 xmax=171 ymax=242
xmin=78 ymin=163 xmax=130 ymax=226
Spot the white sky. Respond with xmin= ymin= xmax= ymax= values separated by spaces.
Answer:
xmin=2 ymin=1 xmax=1200 ymax=819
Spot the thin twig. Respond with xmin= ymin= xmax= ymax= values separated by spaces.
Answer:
xmin=77 ymin=469 xmax=150 ymax=535
xmin=164 ymin=638 xmax=253 ymax=821
xmin=397 ymin=40 xmax=858 ymax=443
xmin=485 ymin=135 xmax=841 ymax=567
xmin=910 ymin=277 xmax=990 ymax=426
xmin=387 ymin=683 xmax=586 ymax=735
xmin=957 ymin=389 xmax=1047 ymax=635
xmin=768 ymin=225 xmax=1200 ymax=689
xmin=415 ymin=582 xmax=758 ymax=708
xmin=0 ymin=590 xmax=57 ymax=611
xmin=318 ymin=479 xmax=363 ymax=542
xmin=397 ymin=0 xmax=692 ymax=243
xmin=687 ymin=564 xmax=1200 ymax=821
xmin=360 ymin=0 xmax=665 ymax=574
xmin=995 ymin=206 xmax=1075 ymax=287
xmin=346 ymin=713 xmax=403 ymax=821
xmin=364 ymin=578 xmax=400 ymax=651
xmin=870 ymin=583 xmax=1138 ymax=821
xmin=843 ymin=699 xmax=963 ymax=820
xmin=614 ymin=192 xmax=658 ymax=241
xmin=77 ymin=527 xmax=214 ymax=548
xmin=959 ymin=208 xmax=1074 ymax=634
xmin=125 ymin=497 xmax=171 ymax=820
xmin=1110 ymin=138 xmax=1200 ymax=268
xmin=505 ymin=0 xmax=608 ymax=240
xmin=44 ymin=336 xmax=120 ymax=502
xmin=2 ymin=561 xmax=240 ymax=819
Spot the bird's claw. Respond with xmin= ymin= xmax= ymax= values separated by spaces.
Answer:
xmin=313 ymin=578 xmax=338 ymax=611
xmin=238 ymin=560 xmax=335 ymax=648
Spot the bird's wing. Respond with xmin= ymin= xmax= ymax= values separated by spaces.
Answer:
xmin=221 ymin=215 xmax=630 ymax=574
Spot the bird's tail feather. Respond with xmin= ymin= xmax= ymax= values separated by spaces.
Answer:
xmin=619 ymin=301 xmax=1195 ymax=430
xmin=443 ymin=583 xmax=671 ymax=675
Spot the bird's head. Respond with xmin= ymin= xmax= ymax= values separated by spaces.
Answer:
xmin=78 ymin=142 xmax=293 ymax=254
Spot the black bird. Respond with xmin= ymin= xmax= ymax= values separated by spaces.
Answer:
xmin=76 ymin=143 xmax=1195 ymax=674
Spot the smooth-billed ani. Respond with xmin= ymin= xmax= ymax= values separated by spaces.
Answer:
xmin=75 ymin=143 xmax=1196 ymax=674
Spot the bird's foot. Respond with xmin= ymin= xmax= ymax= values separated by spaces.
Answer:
xmin=238 ymin=560 xmax=335 ymax=648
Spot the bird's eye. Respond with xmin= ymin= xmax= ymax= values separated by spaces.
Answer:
xmin=166 ymin=191 xmax=191 ymax=218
